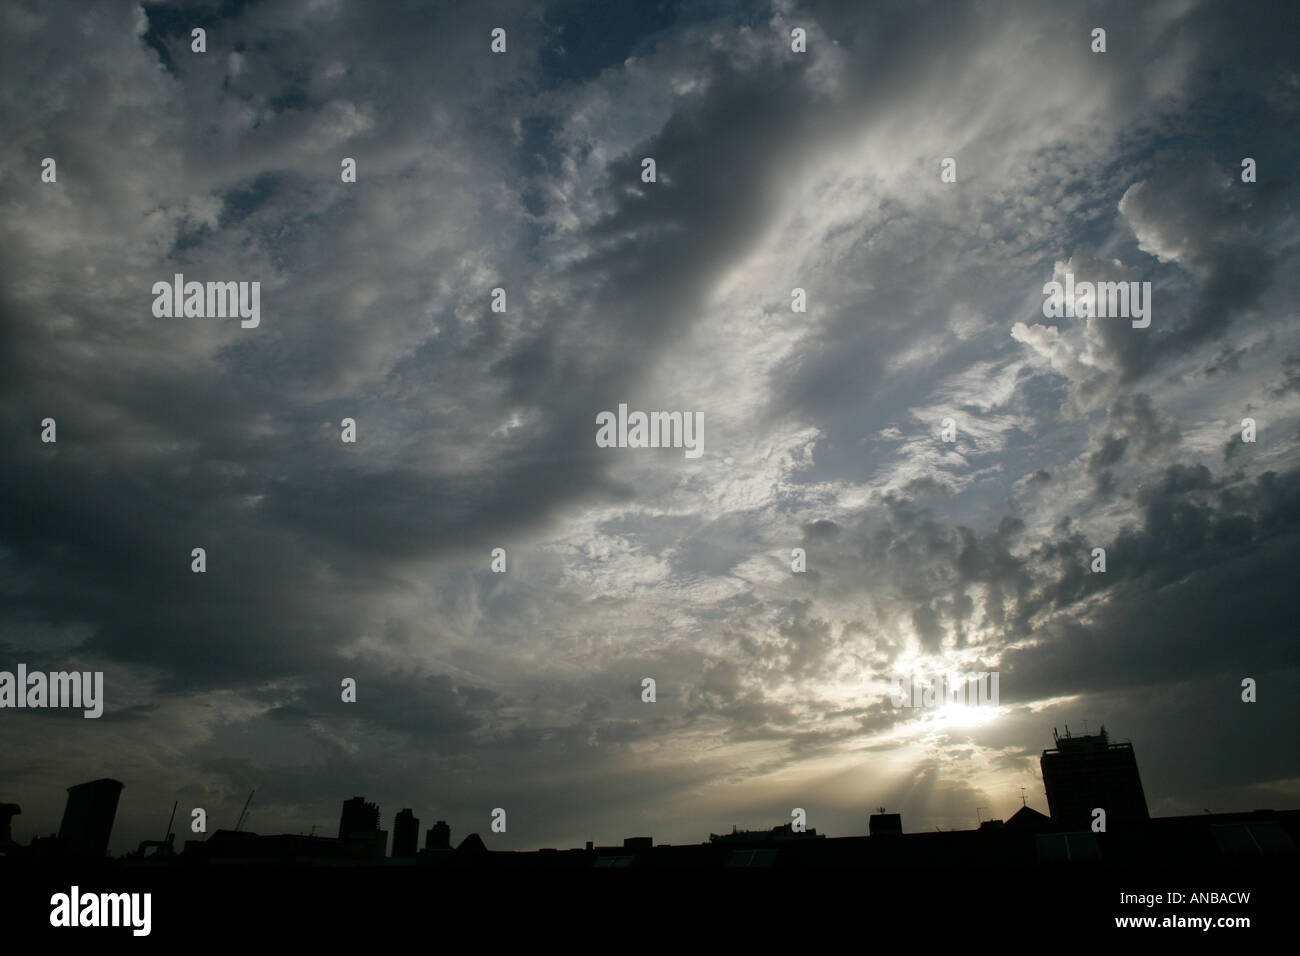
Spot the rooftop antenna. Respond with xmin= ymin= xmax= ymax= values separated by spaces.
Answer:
xmin=234 ymin=789 xmax=255 ymax=832
xmin=1019 ymin=787 xmax=1027 ymax=808
xmin=876 ymin=806 xmax=888 ymax=815
xmin=976 ymin=806 xmax=988 ymax=824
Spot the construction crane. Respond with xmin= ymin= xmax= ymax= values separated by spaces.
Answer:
xmin=234 ymin=789 xmax=256 ymax=832
xmin=132 ymin=800 xmax=179 ymax=859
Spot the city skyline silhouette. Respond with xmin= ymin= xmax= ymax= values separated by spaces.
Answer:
xmin=4 ymin=723 xmax=1296 ymax=868
xmin=1 ymin=0 xmax=1296 ymax=938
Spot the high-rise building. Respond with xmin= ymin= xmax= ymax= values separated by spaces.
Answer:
xmin=425 ymin=820 xmax=451 ymax=851
xmin=58 ymin=779 xmax=124 ymax=858
xmin=1040 ymin=726 xmax=1149 ymax=831
xmin=338 ymin=796 xmax=380 ymax=840
xmin=393 ymin=808 xmax=419 ymax=858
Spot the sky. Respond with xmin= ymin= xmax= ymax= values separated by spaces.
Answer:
xmin=1 ymin=0 xmax=1298 ymax=855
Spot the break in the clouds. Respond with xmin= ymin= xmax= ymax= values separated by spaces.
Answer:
xmin=1 ymin=0 xmax=1297 ymax=852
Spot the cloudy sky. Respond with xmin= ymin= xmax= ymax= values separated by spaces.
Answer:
xmin=2 ymin=0 xmax=1298 ymax=855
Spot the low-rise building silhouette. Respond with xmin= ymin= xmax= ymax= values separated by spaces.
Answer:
xmin=1004 ymin=804 xmax=1051 ymax=831
xmin=709 ymin=823 xmax=825 ymax=843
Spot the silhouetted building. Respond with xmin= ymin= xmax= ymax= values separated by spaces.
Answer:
xmin=425 ymin=820 xmax=451 ymax=851
xmin=338 ymin=796 xmax=380 ymax=840
xmin=128 ymin=832 xmax=176 ymax=862
xmin=869 ymin=812 xmax=902 ymax=836
xmin=0 ymin=803 xmax=20 ymax=848
xmin=452 ymin=833 xmax=487 ymax=860
xmin=58 ymin=778 xmax=124 ymax=858
xmin=393 ymin=809 xmax=419 ymax=858
xmin=187 ymin=829 xmax=386 ymax=865
xmin=623 ymin=836 xmax=653 ymax=851
xmin=1005 ymin=805 xmax=1052 ymax=832
xmin=1041 ymin=726 xmax=1149 ymax=830
xmin=709 ymin=823 xmax=824 ymax=843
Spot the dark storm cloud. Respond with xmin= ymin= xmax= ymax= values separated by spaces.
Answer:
xmin=1004 ymin=464 xmax=1300 ymax=700
xmin=1111 ymin=158 xmax=1288 ymax=381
